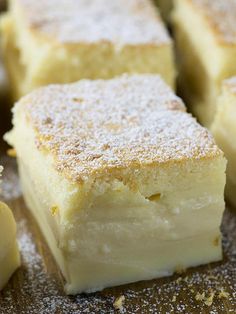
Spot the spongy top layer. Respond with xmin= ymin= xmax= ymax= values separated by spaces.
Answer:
xmin=188 ymin=0 xmax=236 ymax=45
xmin=16 ymin=74 xmax=221 ymax=182
xmin=13 ymin=0 xmax=171 ymax=45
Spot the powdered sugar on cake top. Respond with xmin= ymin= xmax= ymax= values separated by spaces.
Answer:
xmin=16 ymin=74 xmax=222 ymax=182
xmin=15 ymin=0 xmax=170 ymax=46
xmin=191 ymin=0 xmax=236 ymax=44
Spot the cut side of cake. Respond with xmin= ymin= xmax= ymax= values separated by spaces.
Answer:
xmin=173 ymin=0 xmax=236 ymax=127
xmin=1 ymin=0 xmax=175 ymax=99
xmin=6 ymin=74 xmax=226 ymax=294
xmin=212 ymin=77 xmax=236 ymax=207
xmin=0 ymin=166 xmax=20 ymax=290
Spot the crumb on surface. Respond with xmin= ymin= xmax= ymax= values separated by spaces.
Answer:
xmin=195 ymin=292 xmax=206 ymax=301
xmin=218 ymin=289 xmax=230 ymax=299
xmin=7 ymin=148 xmax=17 ymax=158
xmin=50 ymin=205 xmax=59 ymax=216
xmin=213 ymin=236 xmax=220 ymax=247
xmin=195 ymin=290 xmax=216 ymax=306
xmin=176 ymin=277 xmax=182 ymax=284
xmin=113 ymin=295 xmax=125 ymax=312
xmin=204 ymin=291 xmax=215 ymax=306
xmin=207 ymin=275 xmax=217 ymax=280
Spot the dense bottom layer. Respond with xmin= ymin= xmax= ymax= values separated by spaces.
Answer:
xmin=19 ymin=160 xmax=223 ymax=294
xmin=0 ymin=241 xmax=20 ymax=290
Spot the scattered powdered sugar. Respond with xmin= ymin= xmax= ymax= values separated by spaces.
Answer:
xmin=16 ymin=0 xmax=170 ymax=45
xmin=192 ymin=0 xmax=236 ymax=44
xmin=16 ymin=74 xmax=221 ymax=183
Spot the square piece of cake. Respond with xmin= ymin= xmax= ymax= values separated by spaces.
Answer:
xmin=173 ymin=0 xmax=236 ymax=127
xmin=6 ymin=74 xmax=226 ymax=294
xmin=212 ymin=77 xmax=236 ymax=207
xmin=1 ymin=0 xmax=175 ymax=100
xmin=0 ymin=166 xmax=20 ymax=290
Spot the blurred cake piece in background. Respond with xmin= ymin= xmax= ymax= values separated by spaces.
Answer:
xmin=212 ymin=77 xmax=236 ymax=207
xmin=0 ymin=166 xmax=20 ymax=290
xmin=173 ymin=0 xmax=236 ymax=127
xmin=0 ymin=0 xmax=175 ymax=100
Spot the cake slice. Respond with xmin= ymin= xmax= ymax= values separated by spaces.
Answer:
xmin=212 ymin=77 xmax=236 ymax=207
xmin=1 ymin=0 xmax=175 ymax=100
xmin=0 ymin=166 xmax=20 ymax=290
xmin=6 ymin=74 xmax=226 ymax=294
xmin=173 ymin=0 xmax=236 ymax=127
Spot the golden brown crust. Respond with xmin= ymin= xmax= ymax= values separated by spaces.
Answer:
xmin=186 ymin=0 xmax=236 ymax=45
xmin=16 ymin=74 xmax=222 ymax=182
xmin=13 ymin=0 xmax=171 ymax=46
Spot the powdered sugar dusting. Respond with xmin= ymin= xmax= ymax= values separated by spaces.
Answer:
xmin=16 ymin=0 xmax=170 ymax=45
xmin=15 ymin=74 xmax=222 ymax=183
xmin=191 ymin=0 xmax=236 ymax=44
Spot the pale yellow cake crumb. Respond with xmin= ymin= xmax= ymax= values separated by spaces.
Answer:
xmin=172 ymin=295 xmax=177 ymax=302
xmin=50 ymin=206 xmax=59 ymax=217
xmin=195 ymin=292 xmax=205 ymax=301
xmin=207 ymin=275 xmax=217 ymax=280
xmin=204 ymin=291 xmax=215 ymax=306
xmin=113 ymin=295 xmax=125 ymax=312
xmin=7 ymin=148 xmax=17 ymax=158
xmin=218 ymin=289 xmax=230 ymax=299
xmin=213 ymin=236 xmax=220 ymax=247
xmin=176 ymin=277 xmax=182 ymax=284
xmin=195 ymin=290 xmax=215 ymax=306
